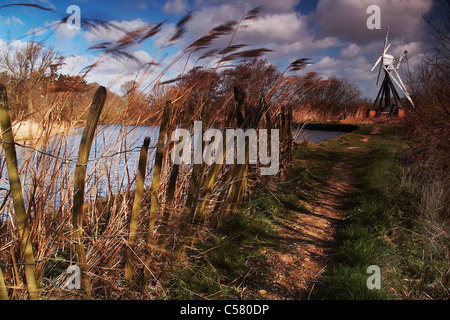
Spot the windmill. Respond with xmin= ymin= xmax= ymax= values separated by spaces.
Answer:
xmin=370 ymin=26 xmax=414 ymax=117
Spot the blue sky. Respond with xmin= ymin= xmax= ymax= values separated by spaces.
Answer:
xmin=0 ymin=0 xmax=440 ymax=98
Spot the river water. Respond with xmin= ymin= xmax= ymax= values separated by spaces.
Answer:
xmin=0 ymin=125 xmax=348 ymax=220
xmin=0 ymin=125 xmax=159 ymax=220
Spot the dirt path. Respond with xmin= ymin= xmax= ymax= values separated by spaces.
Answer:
xmin=246 ymin=161 xmax=355 ymax=299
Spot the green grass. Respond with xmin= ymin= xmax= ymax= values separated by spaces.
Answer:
xmin=311 ymin=125 xmax=438 ymax=299
xmin=167 ymin=124 xmax=399 ymax=300
xmin=168 ymin=124 xmax=449 ymax=300
xmin=167 ymin=208 xmax=279 ymax=299
xmin=166 ymin=154 xmax=321 ymax=299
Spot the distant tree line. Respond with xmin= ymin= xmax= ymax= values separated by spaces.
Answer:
xmin=0 ymin=41 xmax=368 ymax=125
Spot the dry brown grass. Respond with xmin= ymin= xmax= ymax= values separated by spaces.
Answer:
xmin=0 ymin=4 xmax=381 ymax=300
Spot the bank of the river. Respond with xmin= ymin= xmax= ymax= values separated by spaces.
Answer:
xmin=10 ymin=120 xmax=72 ymax=142
xmin=168 ymin=123 xmax=449 ymax=300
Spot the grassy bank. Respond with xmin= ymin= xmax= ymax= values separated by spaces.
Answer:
xmin=166 ymin=147 xmax=320 ymax=299
xmin=313 ymin=125 xmax=449 ymax=299
xmin=311 ymin=125 xmax=408 ymax=299
xmin=166 ymin=126 xmax=352 ymax=299
xmin=167 ymin=124 xmax=449 ymax=300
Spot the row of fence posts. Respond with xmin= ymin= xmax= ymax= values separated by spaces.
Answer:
xmin=0 ymin=83 xmax=293 ymax=299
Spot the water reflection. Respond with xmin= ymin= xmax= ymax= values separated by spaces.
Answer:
xmin=0 ymin=125 xmax=159 ymax=218
xmin=1 ymin=125 xmax=348 ymax=220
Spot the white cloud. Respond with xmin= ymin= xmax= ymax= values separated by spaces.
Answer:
xmin=152 ymin=22 xmax=178 ymax=48
xmin=242 ymin=12 xmax=308 ymax=45
xmin=249 ymin=0 xmax=301 ymax=13
xmin=0 ymin=15 xmax=24 ymax=26
xmin=180 ymin=4 xmax=342 ymax=63
xmin=12 ymin=16 xmax=24 ymax=25
xmin=61 ymin=49 xmax=158 ymax=95
xmin=48 ymin=20 xmax=81 ymax=43
xmin=313 ymin=0 xmax=434 ymax=44
xmin=185 ymin=4 xmax=242 ymax=36
xmin=0 ymin=38 xmax=8 ymax=58
xmin=163 ymin=0 xmax=188 ymax=15
xmin=7 ymin=39 xmax=30 ymax=51
xmin=199 ymin=0 xmax=301 ymax=14
xmin=26 ymin=26 xmax=49 ymax=37
xmin=60 ymin=54 xmax=91 ymax=76
xmin=339 ymin=43 xmax=363 ymax=60
xmin=39 ymin=0 xmax=56 ymax=10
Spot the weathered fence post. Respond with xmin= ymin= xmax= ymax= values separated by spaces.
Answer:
xmin=214 ymin=86 xmax=249 ymax=223
xmin=124 ymin=137 xmax=151 ymax=281
xmin=196 ymin=86 xmax=246 ymax=226
xmin=72 ymin=86 xmax=107 ymax=297
xmin=214 ymin=93 xmax=267 ymax=226
xmin=143 ymin=101 xmax=171 ymax=284
xmin=158 ymin=103 xmax=194 ymax=251
xmin=0 ymin=266 xmax=8 ymax=300
xmin=173 ymin=106 xmax=205 ymax=265
xmin=0 ymin=84 xmax=39 ymax=300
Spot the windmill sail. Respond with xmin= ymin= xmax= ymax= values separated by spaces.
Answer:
xmin=376 ymin=26 xmax=390 ymax=85
xmin=371 ymin=43 xmax=392 ymax=72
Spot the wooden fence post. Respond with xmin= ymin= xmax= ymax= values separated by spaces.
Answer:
xmin=0 ymin=84 xmax=39 ymax=300
xmin=72 ymin=86 xmax=107 ymax=297
xmin=124 ymin=137 xmax=151 ymax=281
xmin=214 ymin=93 xmax=267 ymax=226
xmin=173 ymin=106 xmax=205 ymax=265
xmin=0 ymin=265 xmax=8 ymax=300
xmin=196 ymin=86 xmax=246 ymax=226
xmin=158 ymin=103 xmax=194 ymax=251
xmin=144 ymin=101 xmax=171 ymax=283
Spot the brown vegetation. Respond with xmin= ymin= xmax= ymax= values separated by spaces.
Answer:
xmin=1 ymin=3 xmax=422 ymax=301
xmin=0 ymin=7 xmax=325 ymax=299
xmin=403 ymin=0 xmax=450 ymax=221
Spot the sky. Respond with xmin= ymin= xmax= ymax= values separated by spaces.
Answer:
xmin=0 ymin=0 xmax=442 ymax=99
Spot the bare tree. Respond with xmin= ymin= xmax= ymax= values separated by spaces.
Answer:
xmin=296 ymin=73 xmax=367 ymax=117
xmin=221 ymin=58 xmax=280 ymax=107
xmin=0 ymin=42 xmax=63 ymax=120
xmin=404 ymin=0 xmax=450 ymax=191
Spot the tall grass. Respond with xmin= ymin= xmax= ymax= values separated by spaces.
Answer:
xmin=0 ymin=6 xmax=316 ymax=299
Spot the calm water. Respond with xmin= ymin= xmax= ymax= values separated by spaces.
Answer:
xmin=0 ymin=125 xmax=160 ymax=218
xmin=0 ymin=125 xmax=347 ymax=219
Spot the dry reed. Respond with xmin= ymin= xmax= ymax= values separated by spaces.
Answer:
xmin=0 ymin=5 xmax=317 ymax=300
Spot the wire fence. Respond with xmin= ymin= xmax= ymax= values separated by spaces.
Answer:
xmin=0 ymin=123 xmax=266 ymax=269
xmin=0 ymin=139 xmax=155 ymax=166
xmin=0 ymin=230 xmax=152 ymax=267
xmin=0 ymin=82 xmax=294 ymax=299
xmin=0 ymin=128 xmax=160 ymax=224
